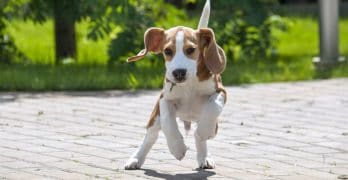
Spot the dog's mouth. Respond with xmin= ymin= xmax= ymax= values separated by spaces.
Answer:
xmin=174 ymin=78 xmax=187 ymax=84
xmin=166 ymin=78 xmax=186 ymax=84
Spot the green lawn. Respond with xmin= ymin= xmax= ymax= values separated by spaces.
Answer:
xmin=6 ymin=20 xmax=110 ymax=65
xmin=0 ymin=64 xmax=164 ymax=90
xmin=275 ymin=18 xmax=347 ymax=57
xmin=1 ymin=17 xmax=347 ymax=91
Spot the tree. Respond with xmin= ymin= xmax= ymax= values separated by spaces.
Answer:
xmin=25 ymin=0 xmax=88 ymax=64
xmin=22 ymin=0 xmax=179 ymax=65
xmin=23 ymin=0 xmax=120 ymax=64
xmin=0 ymin=0 xmax=24 ymax=64
xmin=52 ymin=0 xmax=77 ymax=63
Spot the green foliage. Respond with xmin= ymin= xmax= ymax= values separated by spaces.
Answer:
xmin=209 ymin=0 xmax=288 ymax=61
xmin=12 ymin=0 xmax=188 ymax=65
xmin=6 ymin=19 xmax=109 ymax=64
xmin=3 ymin=17 xmax=348 ymax=91
xmin=22 ymin=0 xmax=121 ymax=62
xmin=0 ymin=0 xmax=25 ymax=63
xmin=6 ymin=0 xmax=289 ymax=65
xmin=2 ymin=1 xmax=348 ymax=91
xmin=23 ymin=0 xmax=118 ymax=23
xmin=0 ymin=64 xmax=164 ymax=91
xmin=106 ymin=0 xmax=188 ymax=65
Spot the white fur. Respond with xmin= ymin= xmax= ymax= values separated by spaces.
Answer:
xmin=125 ymin=75 xmax=225 ymax=169
xmin=159 ymin=98 xmax=188 ymax=160
xmin=163 ymin=77 xmax=217 ymax=120
xmin=195 ymin=92 xmax=224 ymax=168
xmin=125 ymin=0 xmax=225 ymax=168
xmin=124 ymin=116 xmax=161 ymax=170
xmin=165 ymin=31 xmax=197 ymax=83
xmin=125 ymin=31 xmax=224 ymax=170
xmin=198 ymin=0 xmax=210 ymax=28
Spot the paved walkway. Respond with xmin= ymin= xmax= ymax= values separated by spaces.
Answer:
xmin=0 ymin=78 xmax=348 ymax=180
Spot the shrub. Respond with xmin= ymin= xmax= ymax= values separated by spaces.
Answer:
xmin=0 ymin=0 xmax=24 ymax=63
xmin=209 ymin=0 xmax=288 ymax=62
xmin=107 ymin=0 xmax=188 ymax=65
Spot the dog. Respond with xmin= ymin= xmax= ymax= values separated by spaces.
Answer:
xmin=124 ymin=0 xmax=226 ymax=170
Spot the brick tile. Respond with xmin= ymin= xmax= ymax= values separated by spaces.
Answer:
xmin=1 ymin=78 xmax=348 ymax=179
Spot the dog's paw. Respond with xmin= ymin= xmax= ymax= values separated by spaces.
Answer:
xmin=168 ymin=140 xmax=187 ymax=160
xmin=199 ymin=157 xmax=216 ymax=169
xmin=124 ymin=158 xmax=141 ymax=170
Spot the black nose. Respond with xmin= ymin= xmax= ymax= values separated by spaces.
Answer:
xmin=172 ymin=69 xmax=187 ymax=82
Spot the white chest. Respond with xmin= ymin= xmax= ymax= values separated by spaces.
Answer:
xmin=163 ymin=77 xmax=216 ymax=121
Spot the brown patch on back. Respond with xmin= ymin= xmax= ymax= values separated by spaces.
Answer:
xmin=214 ymin=75 xmax=225 ymax=136
xmin=214 ymin=74 xmax=227 ymax=103
xmin=146 ymin=92 xmax=163 ymax=128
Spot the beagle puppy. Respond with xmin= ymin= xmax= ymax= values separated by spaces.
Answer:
xmin=125 ymin=0 xmax=226 ymax=169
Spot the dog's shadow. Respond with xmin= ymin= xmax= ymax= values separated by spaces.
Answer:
xmin=141 ymin=168 xmax=216 ymax=180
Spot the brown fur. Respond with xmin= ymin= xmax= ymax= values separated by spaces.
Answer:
xmin=128 ymin=27 xmax=227 ymax=129
xmin=215 ymin=123 xmax=218 ymax=135
xmin=197 ymin=29 xmax=226 ymax=75
xmin=127 ymin=28 xmax=165 ymax=62
xmin=163 ymin=27 xmax=200 ymax=62
xmin=214 ymin=75 xmax=226 ymax=135
xmin=146 ymin=92 xmax=163 ymax=128
xmin=214 ymin=74 xmax=227 ymax=103
xmin=162 ymin=28 xmax=178 ymax=62
xmin=196 ymin=29 xmax=226 ymax=81
xmin=197 ymin=53 xmax=212 ymax=81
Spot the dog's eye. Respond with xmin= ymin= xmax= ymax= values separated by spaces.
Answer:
xmin=186 ymin=47 xmax=195 ymax=55
xmin=164 ymin=48 xmax=173 ymax=56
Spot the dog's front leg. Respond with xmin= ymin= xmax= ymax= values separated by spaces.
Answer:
xmin=195 ymin=92 xmax=225 ymax=169
xmin=160 ymin=99 xmax=187 ymax=160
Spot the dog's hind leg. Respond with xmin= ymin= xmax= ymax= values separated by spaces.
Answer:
xmin=125 ymin=93 xmax=163 ymax=170
xmin=194 ymin=92 xmax=225 ymax=169
xmin=124 ymin=116 xmax=161 ymax=170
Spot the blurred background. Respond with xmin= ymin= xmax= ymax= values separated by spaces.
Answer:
xmin=0 ymin=0 xmax=347 ymax=91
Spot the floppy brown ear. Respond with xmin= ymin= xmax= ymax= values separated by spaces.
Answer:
xmin=127 ymin=27 xmax=165 ymax=62
xmin=198 ymin=28 xmax=226 ymax=74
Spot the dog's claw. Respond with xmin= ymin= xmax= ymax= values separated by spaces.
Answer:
xmin=199 ymin=157 xmax=215 ymax=169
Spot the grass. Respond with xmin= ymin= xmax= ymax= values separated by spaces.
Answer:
xmin=6 ymin=20 xmax=109 ymax=64
xmin=274 ymin=18 xmax=348 ymax=57
xmin=272 ymin=17 xmax=348 ymax=80
xmin=0 ymin=64 xmax=165 ymax=91
xmin=1 ymin=17 xmax=348 ymax=91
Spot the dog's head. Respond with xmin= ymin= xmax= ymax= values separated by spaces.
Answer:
xmin=127 ymin=26 xmax=225 ymax=83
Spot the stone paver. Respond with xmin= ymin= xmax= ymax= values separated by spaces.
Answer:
xmin=0 ymin=78 xmax=348 ymax=180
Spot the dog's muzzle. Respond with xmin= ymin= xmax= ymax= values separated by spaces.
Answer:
xmin=172 ymin=69 xmax=187 ymax=82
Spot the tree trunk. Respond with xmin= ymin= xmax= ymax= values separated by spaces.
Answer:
xmin=53 ymin=0 xmax=77 ymax=64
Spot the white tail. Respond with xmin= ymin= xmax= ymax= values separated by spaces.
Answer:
xmin=198 ymin=0 xmax=211 ymax=28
